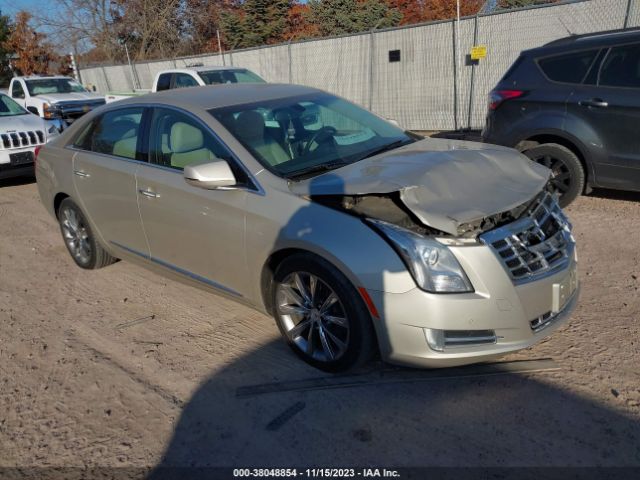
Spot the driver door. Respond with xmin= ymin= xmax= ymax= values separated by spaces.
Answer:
xmin=136 ymin=107 xmax=250 ymax=297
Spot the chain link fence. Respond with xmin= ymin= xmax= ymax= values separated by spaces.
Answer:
xmin=79 ymin=0 xmax=638 ymax=131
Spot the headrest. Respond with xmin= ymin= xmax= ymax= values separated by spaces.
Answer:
xmin=170 ymin=122 xmax=204 ymax=153
xmin=235 ymin=111 xmax=265 ymax=141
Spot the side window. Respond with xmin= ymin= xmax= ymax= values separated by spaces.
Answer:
xmin=156 ymin=73 xmax=172 ymax=91
xmin=599 ymin=44 xmax=640 ymax=88
xmin=149 ymin=108 xmax=245 ymax=182
xmin=173 ymin=73 xmax=199 ymax=89
xmin=75 ymin=108 xmax=145 ymax=160
xmin=11 ymin=82 xmax=25 ymax=99
xmin=538 ymin=49 xmax=599 ymax=84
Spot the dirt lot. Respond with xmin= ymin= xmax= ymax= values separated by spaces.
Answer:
xmin=1 ymin=177 xmax=639 ymax=473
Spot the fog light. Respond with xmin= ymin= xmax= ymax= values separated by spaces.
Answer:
xmin=425 ymin=329 xmax=497 ymax=352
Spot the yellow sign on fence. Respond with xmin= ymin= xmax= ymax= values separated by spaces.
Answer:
xmin=470 ymin=45 xmax=488 ymax=60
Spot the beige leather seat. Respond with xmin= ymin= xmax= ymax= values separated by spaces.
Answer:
xmin=169 ymin=122 xmax=216 ymax=169
xmin=235 ymin=111 xmax=290 ymax=166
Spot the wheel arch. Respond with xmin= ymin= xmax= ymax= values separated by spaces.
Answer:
xmin=53 ymin=192 xmax=70 ymax=219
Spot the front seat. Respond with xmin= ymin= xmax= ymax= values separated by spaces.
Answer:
xmin=235 ymin=111 xmax=290 ymax=166
xmin=169 ymin=122 xmax=216 ymax=169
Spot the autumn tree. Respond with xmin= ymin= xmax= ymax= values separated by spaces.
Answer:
xmin=0 ymin=10 xmax=12 ymax=86
xmin=283 ymin=3 xmax=320 ymax=41
xmin=4 ymin=11 xmax=57 ymax=75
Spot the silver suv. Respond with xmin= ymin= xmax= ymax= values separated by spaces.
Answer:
xmin=36 ymin=84 xmax=579 ymax=372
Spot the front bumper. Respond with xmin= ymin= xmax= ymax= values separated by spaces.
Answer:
xmin=368 ymin=243 xmax=579 ymax=368
xmin=0 ymin=148 xmax=35 ymax=180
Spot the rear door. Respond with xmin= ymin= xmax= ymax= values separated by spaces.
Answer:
xmin=135 ymin=107 xmax=250 ymax=297
xmin=567 ymin=42 xmax=640 ymax=189
xmin=71 ymin=107 xmax=150 ymax=256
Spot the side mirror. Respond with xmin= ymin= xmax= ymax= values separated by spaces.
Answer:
xmin=184 ymin=160 xmax=237 ymax=189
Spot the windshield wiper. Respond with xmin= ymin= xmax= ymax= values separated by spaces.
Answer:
xmin=287 ymin=161 xmax=349 ymax=180
xmin=358 ymin=139 xmax=413 ymax=162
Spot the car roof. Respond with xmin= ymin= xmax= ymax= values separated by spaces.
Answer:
xmin=525 ymin=27 xmax=640 ymax=55
xmin=117 ymin=83 xmax=322 ymax=110
xmin=163 ymin=66 xmax=253 ymax=74
xmin=19 ymin=75 xmax=73 ymax=80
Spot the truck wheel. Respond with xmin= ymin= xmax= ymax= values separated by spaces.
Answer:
xmin=272 ymin=253 xmax=376 ymax=372
xmin=524 ymin=143 xmax=585 ymax=208
xmin=58 ymin=198 xmax=117 ymax=269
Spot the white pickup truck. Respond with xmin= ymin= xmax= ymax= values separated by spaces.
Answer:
xmin=9 ymin=75 xmax=105 ymax=130
xmin=105 ymin=66 xmax=266 ymax=102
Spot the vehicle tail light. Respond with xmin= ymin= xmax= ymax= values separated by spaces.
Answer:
xmin=489 ymin=89 xmax=525 ymax=111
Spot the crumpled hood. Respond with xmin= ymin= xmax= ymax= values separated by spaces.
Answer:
xmin=0 ymin=113 xmax=46 ymax=133
xmin=289 ymin=138 xmax=550 ymax=235
xmin=35 ymin=92 xmax=103 ymax=104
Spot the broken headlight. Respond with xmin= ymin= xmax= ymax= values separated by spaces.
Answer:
xmin=368 ymin=219 xmax=474 ymax=293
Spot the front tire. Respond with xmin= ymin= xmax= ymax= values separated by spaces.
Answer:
xmin=58 ymin=198 xmax=117 ymax=270
xmin=272 ymin=253 xmax=376 ymax=372
xmin=523 ymin=143 xmax=585 ymax=208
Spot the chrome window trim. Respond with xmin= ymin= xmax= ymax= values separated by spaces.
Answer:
xmin=111 ymin=241 xmax=242 ymax=298
xmin=65 ymin=103 xmax=265 ymax=196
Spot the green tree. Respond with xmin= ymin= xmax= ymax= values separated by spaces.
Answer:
xmin=499 ymin=0 xmax=558 ymax=8
xmin=0 ymin=10 xmax=12 ymax=86
xmin=307 ymin=0 xmax=401 ymax=37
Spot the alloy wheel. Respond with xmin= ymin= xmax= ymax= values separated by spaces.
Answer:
xmin=276 ymin=272 xmax=350 ymax=363
xmin=60 ymin=206 xmax=92 ymax=265
xmin=533 ymin=154 xmax=572 ymax=195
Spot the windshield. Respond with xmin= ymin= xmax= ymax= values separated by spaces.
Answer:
xmin=199 ymin=69 xmax=266 ymax=85
xmin=0 ymin=94 xmax=28 ymax=116
xmin=210 ymin=93 xmax=413 ymax=179
xmin=25 ymin=78 xmax=87 ymax=95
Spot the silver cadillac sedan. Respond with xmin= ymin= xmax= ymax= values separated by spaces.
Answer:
xmin=36 ymin=84 xmax=579 ymax=372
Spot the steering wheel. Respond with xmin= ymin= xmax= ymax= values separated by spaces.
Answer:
xmin=302 ymin=126 xmax=337 ymax=156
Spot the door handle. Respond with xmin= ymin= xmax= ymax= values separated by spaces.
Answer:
xmin=579 ymin=99 xmax=609 ymax=108
xmin=138 ymin=188 xmax=159 ymax=198
xmin=73 ymin=170 xmax=90 ymax=178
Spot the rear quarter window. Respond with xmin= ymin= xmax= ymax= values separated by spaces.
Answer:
xmin=538 ymin=49 xmax=600 ymax=84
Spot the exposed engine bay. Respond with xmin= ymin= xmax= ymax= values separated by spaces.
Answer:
xmin=312 ymin=183 xmax=555 ymax=239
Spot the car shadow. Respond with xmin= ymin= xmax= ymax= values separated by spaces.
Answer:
xmin=589 ymin=188 xmax=640 ymax=203
xmin=0 ymin=174 xmax=35 ymax=188
xmin=148 ymin=339 xmax=640 ymax=476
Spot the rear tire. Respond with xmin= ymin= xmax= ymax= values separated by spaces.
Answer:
xmin=272 ymin=253 xmax=376 ymax=373
xmin=523 ymin=143 xmax=585 ymax=208
xmin=58 ymin=198 xmax=117 ymax=270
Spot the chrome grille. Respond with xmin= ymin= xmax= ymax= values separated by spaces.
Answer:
xmin=0 ymin=130 xmax=45 ymax=150
xmin=480 ymin=192 xmax=575 ymax=284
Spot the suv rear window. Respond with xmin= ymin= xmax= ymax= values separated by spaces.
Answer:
xmin=599 ymin=44 xmax=640 ymax=88
xmin=538 ymin=49 xmax=599 ymax=84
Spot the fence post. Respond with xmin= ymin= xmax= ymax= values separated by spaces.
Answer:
xmin=624 ymin=0 xmax=632 ymax=28
xmin=368 ymin=28 xmax=375 ymax=111
xmin=452 ymin=20 xmax=459 ymax=131
xmin=288 ymin=40 xmax=293 ymax=84
xmin=467 ymin=15 xmax=480 ymax=131
xmin=101 ymin=66 xmax=111 ymax=92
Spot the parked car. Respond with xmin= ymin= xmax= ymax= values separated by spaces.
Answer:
xmin=483 ymin=27 xmax=640 ymax=206
xmin=105 ymin=66 xmax=266 ymax=103
xmin=36 ymin=84 xmax=578 ymax=372
xmin=0 ymin=92 xmax=58 ymax=180
xmin=9 ymin=75 xmax=105 ymax=131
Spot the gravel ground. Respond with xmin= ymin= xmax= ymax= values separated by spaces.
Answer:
xmin=0 ymin=177 xmax=639 ymax=473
